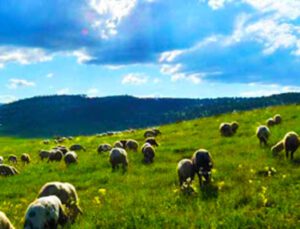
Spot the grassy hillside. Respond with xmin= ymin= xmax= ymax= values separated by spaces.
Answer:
xmin=1 ymin=105 xmax=300 ymax=228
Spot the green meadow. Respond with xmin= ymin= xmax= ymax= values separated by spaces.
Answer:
xmin=1 ymin=105 xmax=300 ymax=228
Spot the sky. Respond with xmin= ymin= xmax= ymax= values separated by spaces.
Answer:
xmin=0 ymin=0 xmax=300 ymax=103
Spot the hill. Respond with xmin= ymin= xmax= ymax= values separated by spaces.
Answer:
xmin=1 ymin=93 xmax=300 ymax=137
xmin=1 ymin=104 xmax=300 ymax=228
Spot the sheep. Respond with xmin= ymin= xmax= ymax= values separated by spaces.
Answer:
xmin=271 ymin=141 xmax=284 ymax=155
xmin=256 ymin=125 xmax=270 ymax=146
xmin=24 ymin=195 xmax=68 ymax=229
xmin=109 ymin=148 xmax=128 ymax=173
xmin=69 ymin=144 xmax=86 ymax=152
xmin=39 ymin=150 xmax=50 ymax=160
xmin=274 ymin=114 xmax=282 ymax=124
xmin=21 ymin=153 xmax=31 ymax=164
xmin=125 ymin=139 xmax=139 ymax=152
xmin=48 ymin=150 xmax=63 ymax=162
xmin=145 ymin=137 xmax=159 ymax=147
xmin=0 ymin=156 xmax=3 ymax=164
xmin=0 ymin=164 xmax=19 ymax=176
xmin=53 ymin=146 xmax=68 ymax=155
xmin=283 ymin=131 xmax=300 ymax=160
xmin=153 ymin=128 xmax=162 ymax=136
xmin=64 ymin=151 xmax=78 ymax=165
xmin=97 ymin=144 xmax=112 ymax=154
xmin=8 ymin=155 xmax=17 ymax=164
xmin=231 ymin=121 xmax=239 ymax=133
xmin=43 ymin=139 xmax=50 ymax=145
xmin=57 ymin=137 xmax=67 ymax=144
xmin=144 ymin=130 xmax=156 ymax=138
xmin=67 ymin=136 xmax=74 ymax=140
xmin=192 ymin=149 xmax=213 ymax=187
xmin=267 ymin=118 xmax=276 ymax=127
xmin=113 ymin=141 xmax=125 ymax=149
xmin=141 ymin=143 xmax=155 ymax=164
xmin=219 ymin=123 xmax=233 ymax=137
xmin=177 ymin=159 xmax=195 ymax=187
xmin=37 ymin=182 xmax=83 ymax=221
xmin=0 ymin=211 xmax=15 ymax=229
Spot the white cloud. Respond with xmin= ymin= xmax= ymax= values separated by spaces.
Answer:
xmin=0 ymin=47 xmax=52 ymax=68
xmin=72 ymin=50 xmax=93 ymax=64
xmin=46 ymin=73 xmax=54 ymax=78
xmin=86 ymin=88 xmax=99 ymax=97
xmin=171 ymin=73 xmax=202 ymax=84
xmin=153 ymin=78 xmax=161 ymax=84
xmin=0 ymin=95 xmax=17 ymax=104
xmin=160 ymin=64 xmax=182 ymax=75
xmin=122 ymin=73 xmax=148 ymax=85
xmin=241 ymin=83 xmax=300 ymax=97
xmin=159 ymin=50 xmax=184 ymax=63
xmin=57 ymin=88 xmax=70 ymax=95
xmin=7 ymin=78 xmax=36 ymax=89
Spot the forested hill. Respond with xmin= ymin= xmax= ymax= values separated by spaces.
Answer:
xmin=0 ymin=93 xmax=300 ymax=137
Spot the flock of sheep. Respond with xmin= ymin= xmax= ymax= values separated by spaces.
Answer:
xmin=0 ymin=113 xmax=299 ymax=228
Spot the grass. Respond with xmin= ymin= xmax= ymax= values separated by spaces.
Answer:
xmin=1 ymin=104 xmax=300 ymax=228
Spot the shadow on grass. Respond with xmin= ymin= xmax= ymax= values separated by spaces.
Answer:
xmin=200 ymin=183 xmax=219 ymax=200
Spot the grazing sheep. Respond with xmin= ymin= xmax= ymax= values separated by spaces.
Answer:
xmin=8 ymin=155 xmax=17 ymax=164
xmin=144 ymin=130 xmax=156 ymax=138
xmin=113 ymin=141 xmax=125 ymax=149
xmin=267 ymin=118 xmax=276 ymax=127
xmin=142 ymin=143 xmax=155 ymax=163
xmin=38 ymin=182 xmax=83 ymax=221
xmin=109 ymin=148 xmax=128 ymax=172
xmin=21 ymin=153 xmax=31 ymax=164
xmin=48 ymin=150 xmax=63 ymax=162
xmin=271 ymin=141 xmax=284 ymax=155
xmin=153 ymin=128 xmax=162 ymax=136
xmin=192 ymin=149 xmax=213 ymax=187
xmin=57 ymin=137 xmax=67 ymax=144
xmin=177 ymin=159 xmax=195 ymax=186
xmin=0 ymin=211 xmax=15 ymax=229
xmin=231 ymin=121 xmax=239 ymax=133
xmin=43 ymin=140 xmax=50 ymax=145
xmin=69 ymin=144 xmax=86 ymax=152
xmin=0 ymin=164 xmax=19 ymax=176
xmin=145 ymin=137 xmax=159 ymax=147
xmin=256 ymin=125 xmax=270 ymax=146
xmin=64 ymin=151 xmax=78 ymax=165
xmin=125 ymin=139 xmax=139 ymax=152
xmin=53 ymin=146 xmax=68 ymax=155
xmin=24 ymin=195 xmax=68 ymax=229
xmin=67 ymin=136 xmax=74 ymax=140
xmin=283 ymin=131 xmax=300 ymax=160
xmin=97 ymin=144 xmax=112 ymax=154
xmin=219 ymin=123 xmax=233 ymax=137
xmin=39 ymin=150 xmax=50 ymax=160
xmin=274 ymin=114 xmax=282 ymax=124
xmin=0 ymin=156 xmax=3 ymax=164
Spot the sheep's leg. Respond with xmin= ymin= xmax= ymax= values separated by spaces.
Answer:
xmin=291 ymin=150 xmax=295 ymax=160
xmin=286 ymin=150 xmax=289 ymax=159
xmin=198 ymin=173 xmax=203 ymax=188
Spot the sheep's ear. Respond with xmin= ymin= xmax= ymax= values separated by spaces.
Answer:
xmin=58 ymin=205 xmax=68 ymax=225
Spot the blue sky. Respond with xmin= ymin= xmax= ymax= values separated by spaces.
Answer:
xmin=0 ymin=0 xmax=300 ymax=103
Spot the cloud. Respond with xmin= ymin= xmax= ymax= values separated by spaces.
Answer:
xmin=122 ymin=73 xmax=148 ymax=85
xmin=57 ymin=88 xmax=70 ymax=95
xmin=7 ymin=78 xmax=36 ymax=89
xmin=46 ymin=73 xmax=54 ymax=78
xmin=0 ymin=95 xmax=17 ymax=103
xmin=86 ymin=88 xmax=99 ymax=97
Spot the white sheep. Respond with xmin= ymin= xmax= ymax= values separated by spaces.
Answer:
xmin=37 ymin=182 xmax=83 ymax=222
xmin=24 ymin=195 xmax=68 ymax=229
xmin=109 ymin=148 xmax=128 ymax=173
xmin=0 ymin=211 xmax=15 ymax=229
xmin=97 ymin=144 xmax=112 ymax=154
xmin=256 ymin=125 xmax=270 ymax=146
xmin=177 ymin=159 xmax=195 ymax=187
xmin=64 ymin=151 xmax=78 ymax=165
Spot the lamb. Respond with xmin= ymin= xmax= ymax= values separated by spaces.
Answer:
xmin=69 ymin=144 xmax=86 ymax=152
xmin=21 ymin=153 xmax=31 ymax=164
xmin=141 ymin=143 xmax=155 ymax=163
xmin=39 ymin=150 xmax=50 ymax=160
xmin=283 ymin=131 xmax=300 ymax=160
xmin=219 ymin=123 xmax=233 ymax=137
xmin=48 ymin=150 xmax=63 ymax=162
xmin=273 ymin=114 xmax=282 ymax=124
xmin=0 ymin=156 xmax=3 ymax=164
xmin=37 ymin=182 xmax=83 ymax=221
xmin=0 ymin=211 xmax=15 ymax=229
xmin=145 ymin=137 xmax=159 ymax=147
xmin=97 ymin=144 xmax=112 ymax=154
xmin=266 ymin=118 xmax=276 ymax=127
xmin=8 ymin=155 xmax=17 ymax=164
xmin=271 ymin=141 xmax=284 ymax=155
xmin=0 ymin=164 xmax=19 ymax=176
xmin=109 ymin=148 xmax=128 ymax=173
xmin=231 ymin=121 xmax=239 ymax=133
xmin=177 ymin=159 xmax=195 ymax=186
xmin=24 ymin=195 xmax=68 ymax=229
xmin=64 ymin=151 xmax=78 ymax=165
xmin=256 ymin=125 xmax=270 ymax=146
xmin=125 ymin=139 xmax=139 ymax=152
xmin=192 ymin=149 xmax=213 ymax=187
